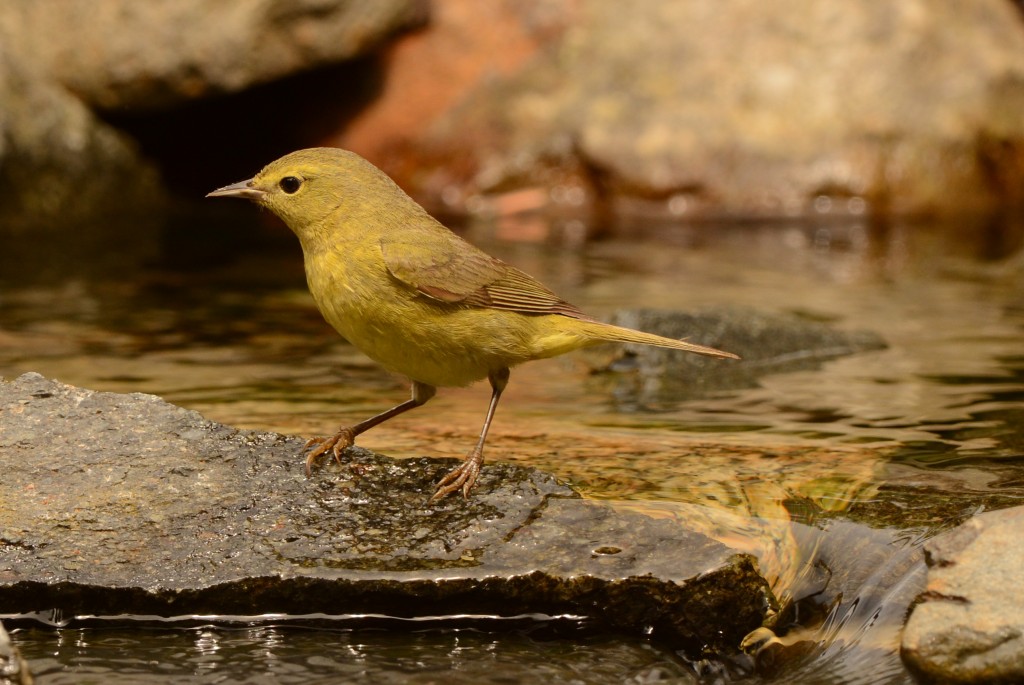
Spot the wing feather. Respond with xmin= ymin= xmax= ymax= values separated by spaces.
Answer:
xmin=380 ymin=230 xmax=587 ymax=318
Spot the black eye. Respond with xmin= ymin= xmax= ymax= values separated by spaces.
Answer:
xmin=279 ymin=176 xmax=302 ymax=194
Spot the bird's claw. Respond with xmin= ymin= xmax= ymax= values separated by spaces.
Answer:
xmin=430 ymin=449 xmax=484 ymax=502
xmin=303 ymin=428 xmax=356 ymax=476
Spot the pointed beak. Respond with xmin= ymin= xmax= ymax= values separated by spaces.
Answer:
xmin=206 ymin=178 xmax=266 ymax=201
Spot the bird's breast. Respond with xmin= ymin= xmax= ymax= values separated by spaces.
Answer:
xmin=303 ymin=247 xmax=529 ymax=387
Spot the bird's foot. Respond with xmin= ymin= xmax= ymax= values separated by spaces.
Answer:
xmin=303 ymin=427 xmax=357 ymax=476
xmin=430 ymin=449 xmax=484 ymax=502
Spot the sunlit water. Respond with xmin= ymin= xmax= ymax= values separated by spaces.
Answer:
xmin=2 ymin=203 xmax=1023 ymax=683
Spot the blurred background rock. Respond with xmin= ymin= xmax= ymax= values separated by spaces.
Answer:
xmin=2 ymin=0 xmax=1024 ymax=229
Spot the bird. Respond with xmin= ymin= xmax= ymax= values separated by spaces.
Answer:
xmin=207 ymin=148 xmax=738 ymax=501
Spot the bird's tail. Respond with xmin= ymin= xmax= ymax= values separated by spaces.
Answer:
xmin=578 ymin=320 xmax=739 ymax=359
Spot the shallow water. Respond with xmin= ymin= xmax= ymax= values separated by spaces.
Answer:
xmin=2 ymin=203 xmax=1023 ymax=683
xmin=10 ymin=619 xmax=702 ymax=685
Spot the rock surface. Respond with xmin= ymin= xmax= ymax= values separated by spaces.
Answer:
xmin=0 ymin=373 xmax=775 ymax=656
xmin=417 ymin=0 xmax=1024 ymax=218
xmin=0 ymin=0 xmax=427 ymax=111
xmin=901 ymin=506 xmax=1024 ymax=683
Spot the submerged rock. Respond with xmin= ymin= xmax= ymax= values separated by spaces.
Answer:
xmin=585 ymin=307 xmax=886 ymax=403
xmin=0 ymin=373 xmax=775 ymax=657
xmin=901 ymin=506 xmax=1024 ymax=684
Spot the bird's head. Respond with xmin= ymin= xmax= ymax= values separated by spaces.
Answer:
xmin=207 ymin=148 xmax=407 ymax=242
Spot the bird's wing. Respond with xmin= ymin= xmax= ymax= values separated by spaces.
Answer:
xmin=380 ymin=231 xmax=587 ymax=318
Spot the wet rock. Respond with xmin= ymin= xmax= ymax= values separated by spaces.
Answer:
xmin=420 ymin=0 xmax=1024 ymax=218
xmin=0 ymin=42 xmax=162 ymax=233
xmin=0 ymin=0 xmax=427 ymax=111
xmin=901 ymin=506 xmax=1024 ymax=684
xmin=0 ymin=621 xmax=32 ymax=685
xmin=585 ymin=307 xmax=886 ymax=402
xmin=0 ymin=373 xmax=775 ymax=657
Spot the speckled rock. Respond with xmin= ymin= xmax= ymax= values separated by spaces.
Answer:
xmin=0 ymin=373 xmax=775 ymax=656
xmin=901 ymin=506 xmax=1024 ymax=684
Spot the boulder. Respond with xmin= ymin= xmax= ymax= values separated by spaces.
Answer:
xmin=901 ymin=506 xmax=1024 ymax=683
xmin=0 ymin=0 xmax=427 ymax=111
xmin=0 ymin=0 xmax=427 ymax=232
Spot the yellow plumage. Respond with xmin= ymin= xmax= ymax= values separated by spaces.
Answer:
xmin=208 ymin=148 xmax=737 ymax=501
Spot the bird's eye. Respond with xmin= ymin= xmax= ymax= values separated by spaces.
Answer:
xmin=279 ymin=176 xmax=302 ymax=194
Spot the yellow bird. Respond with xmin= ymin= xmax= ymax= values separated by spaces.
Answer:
xmin=208 ymin=148 xmax=737 ymax=501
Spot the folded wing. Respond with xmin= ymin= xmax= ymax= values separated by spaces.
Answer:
xmin=381 ymin=230 xmax=588 ymax=318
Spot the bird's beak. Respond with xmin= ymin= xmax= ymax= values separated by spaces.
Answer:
xmin=206 ymin=178 xmax=266 ymax=201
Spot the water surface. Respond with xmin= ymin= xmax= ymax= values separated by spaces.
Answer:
xmin=2 ymin=204 xmax=1023 ymax=682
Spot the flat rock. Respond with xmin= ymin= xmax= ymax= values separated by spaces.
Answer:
xmin=901 ymin=506 xmax=1024 ymax=683
xmin=0 ymin=373 xmax=775 ymax=657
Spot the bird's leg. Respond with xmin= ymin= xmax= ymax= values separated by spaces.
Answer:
xmin=431 ymin=367 xmax=510 ymax=501
xmin=305 ymin=381 xmax=436 ymax=476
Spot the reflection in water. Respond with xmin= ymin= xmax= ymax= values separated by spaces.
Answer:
xmin=12 ymin=621 xmax=701 ymax=685
xmin=2 ymin=208 xmax=1024 ymax=682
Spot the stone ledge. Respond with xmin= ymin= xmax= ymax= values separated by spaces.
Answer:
xmin=0 ymin=373 xmax=775 ymax=657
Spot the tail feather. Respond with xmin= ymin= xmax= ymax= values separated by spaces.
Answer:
xmin=582 ymin=320 xmax=739 ymax=360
